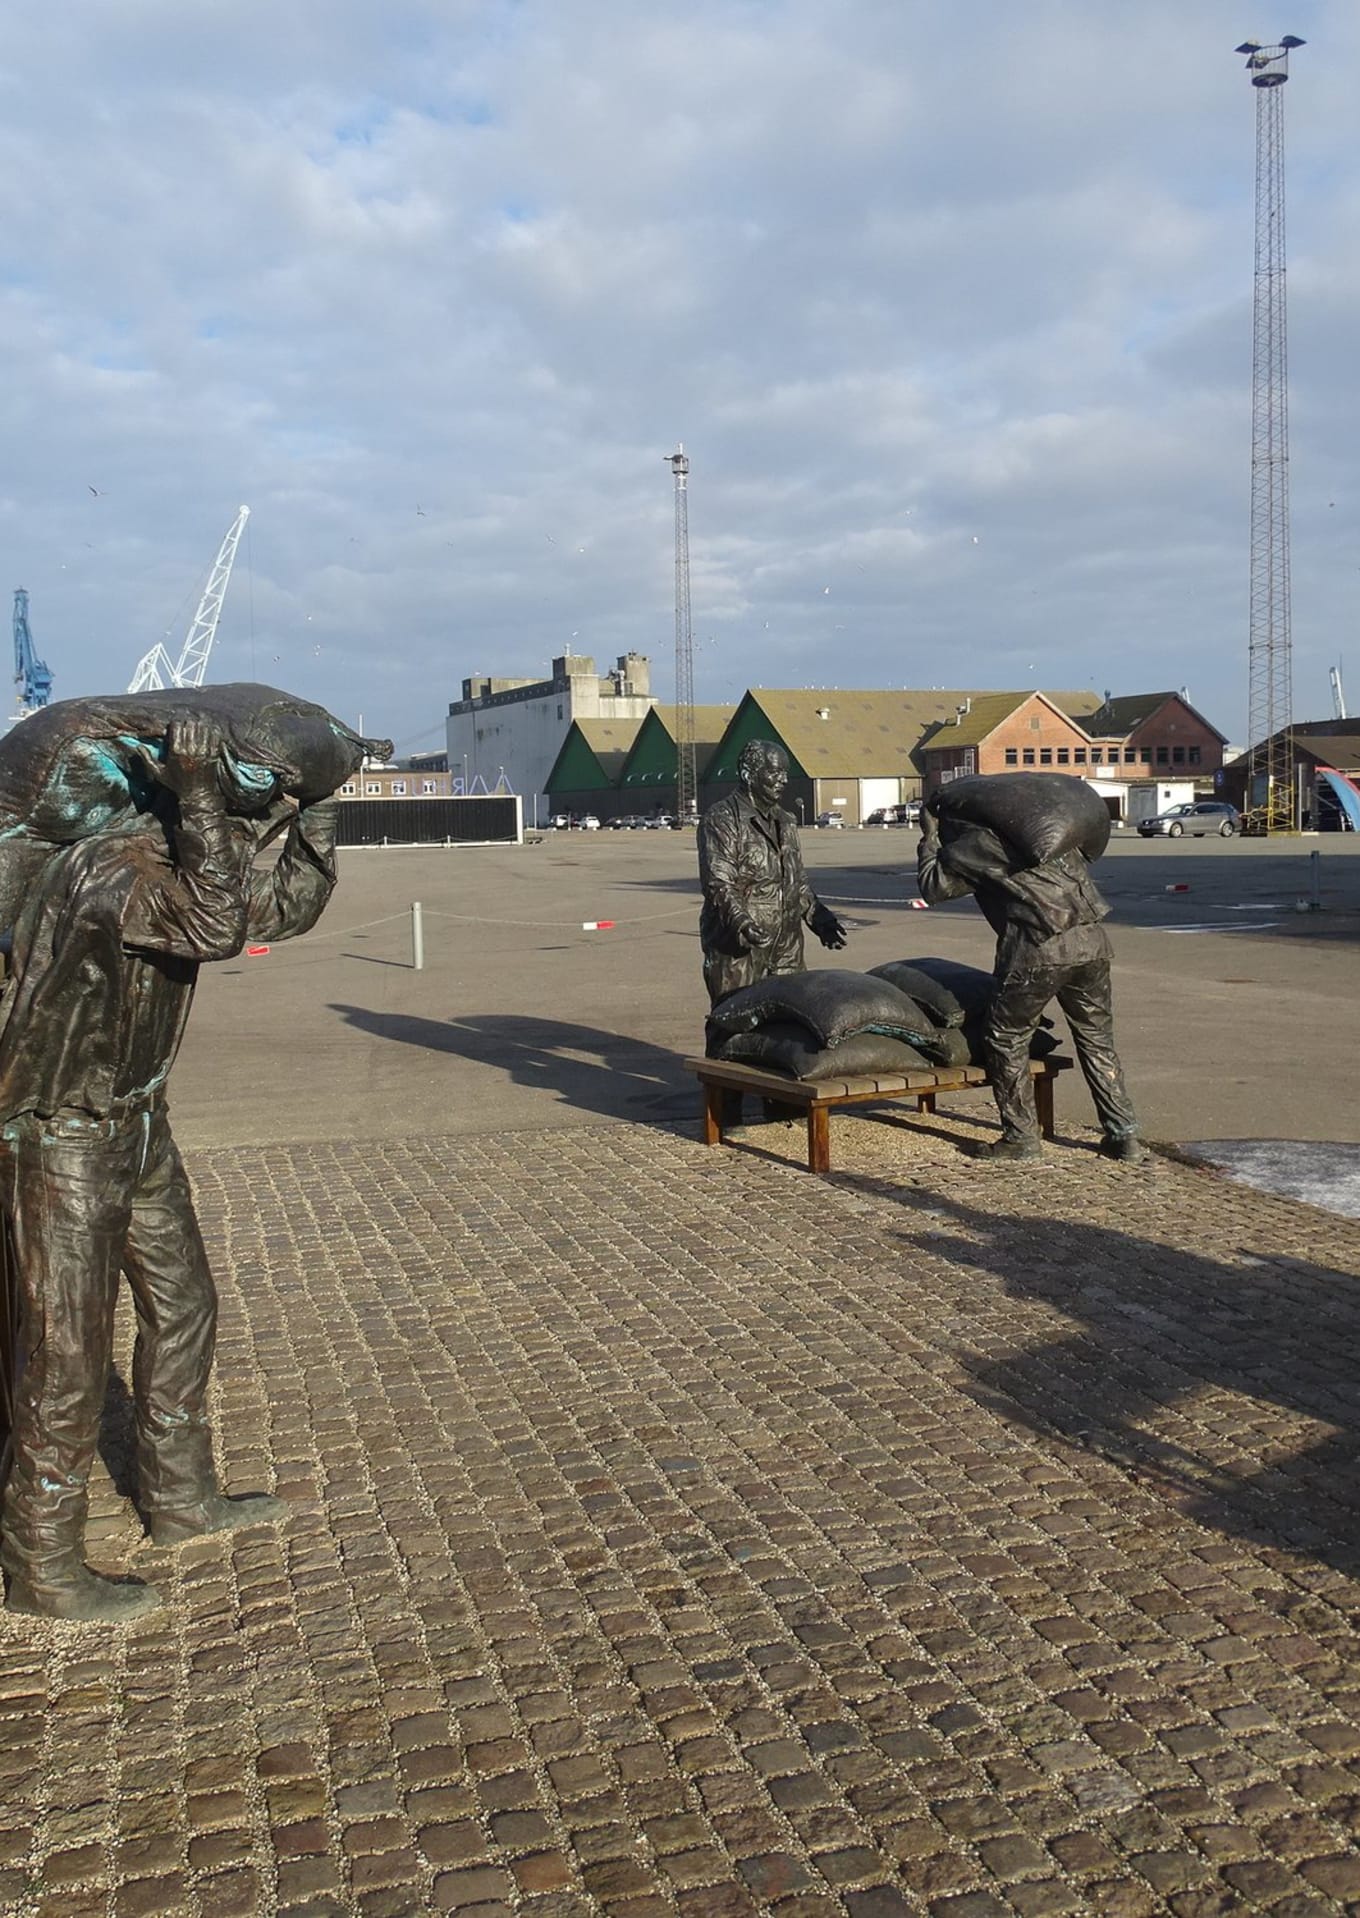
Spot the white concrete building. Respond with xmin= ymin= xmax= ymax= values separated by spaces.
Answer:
xmin=446 ymin=653 xmax=654 ymax=825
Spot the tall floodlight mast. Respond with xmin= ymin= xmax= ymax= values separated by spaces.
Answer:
xmin=128 ymin=504 xmax=251 ymax=693
xmin=1236 ymin=35 xmax=1304 ymax=833
xmin=666 ymin=448 xmax=697 ymax=821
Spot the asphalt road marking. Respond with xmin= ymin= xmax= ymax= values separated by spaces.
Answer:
xmin=1160 ymin=921 xmax=1281 ymax=934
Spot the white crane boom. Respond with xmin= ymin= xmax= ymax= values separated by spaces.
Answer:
xmin=128 ymin=504 xmax=251 ymax=693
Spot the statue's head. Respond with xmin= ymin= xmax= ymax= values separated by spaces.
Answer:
xmin=737 ymin=739 xmax=789 ymax=813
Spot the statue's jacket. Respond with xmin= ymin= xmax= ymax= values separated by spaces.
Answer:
xmin=0 ymin=798 xmax=336 ymax=1124
xmin=698 ymin=790 xmax=817 ymax=969
xmin=917 ymin=825 xmax=1112 ymax=977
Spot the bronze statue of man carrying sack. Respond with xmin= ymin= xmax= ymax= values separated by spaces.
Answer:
xmin=0 ymin=685 xmax=389 ymax=1621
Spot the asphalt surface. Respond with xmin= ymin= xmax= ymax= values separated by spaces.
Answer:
xmin=174 ymin=828 xmax=1360 ymax=1153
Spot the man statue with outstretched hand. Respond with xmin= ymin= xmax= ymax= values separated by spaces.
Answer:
xmin=0 ymin=695 xmax=383 ymax=1621
xmin=917 ymin=799 xmax=1143 ymax=1164
xmin=698 ymin=738 xmax=847 ymax=1007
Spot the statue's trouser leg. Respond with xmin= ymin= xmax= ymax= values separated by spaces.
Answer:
xmin=1053 ymin=961 xmax=1139 ymax=1142
xmin=704 ymin=950 xmax=760 ymax=1012
xmin=0 ymin=1116 xmax=138 ymax=1593
xmin=123 ymin=1107 xmax=219 ymax=1518
xmin=984 ymin=969 xmax=1058 ymax=1145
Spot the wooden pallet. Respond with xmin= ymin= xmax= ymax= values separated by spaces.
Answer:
xmin=686 ymin=1054 xmax=1072 ymax=1174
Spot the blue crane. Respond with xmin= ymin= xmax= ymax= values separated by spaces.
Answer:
xmin=12 ymin=588 xmax=54 ymax=715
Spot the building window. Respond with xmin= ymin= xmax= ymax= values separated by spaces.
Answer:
xmin=557 ymin=703 xmax=563 ymax=720
xmin=422 ymin=779 xmax=437 ymax=794
xmin=1090 ymin=748 xmax=1102 ymax=765
xmin=1172 ymin=746 xmax=1185 ymax=765
xmin=1126 ymin=748 xmax=1138 ymax=764
xmin=1188 ymin=746 xmax=1201 ymax=765
xmin=392 ymin=780 xmax=407 ymax=795
xmin=1155 ymin=746 xmax=1169 ymax=765
xmin=366 ymin=782 xmax=381 ymax=795
xmin=341 ymin=782 xmax=356 ymax=796
xmin=1074 ymin=748 xmax=1087 ymax=764
xmin=1022 ymin=748 xmax=1035 ymax=765
xmin=1056 ymin=747 xmax=1070 ymax=765
xmin=1039 ymin=747 xmax=1053 ymax=765
xmin=1004 ymin=747 xmax=1018 ymax=766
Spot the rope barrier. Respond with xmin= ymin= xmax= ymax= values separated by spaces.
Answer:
xmin=241 ymin=892 xmax=918 ymax=955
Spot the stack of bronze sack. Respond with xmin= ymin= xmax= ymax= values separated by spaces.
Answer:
xmin=704 ymin=960 xmax=1058 ymax=1081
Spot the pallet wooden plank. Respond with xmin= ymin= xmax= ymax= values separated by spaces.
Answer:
xmin=688 ymin=1051 xmax=1072 ymax=1174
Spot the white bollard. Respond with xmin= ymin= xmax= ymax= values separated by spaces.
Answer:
xmin=411 ymin=900 xmax=424 ymax=970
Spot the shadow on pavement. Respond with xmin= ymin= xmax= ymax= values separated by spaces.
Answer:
xmin=866 ymin=1182 xmax=1360 ymax=1577
xmin=328 ymin=1005 xmax=699 ymax=1122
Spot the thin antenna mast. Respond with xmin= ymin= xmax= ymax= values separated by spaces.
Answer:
xmin=667 ymin=448 xmax=697 ymax=820
xmin=1236 ymin=35 xmax=1304 ymax=832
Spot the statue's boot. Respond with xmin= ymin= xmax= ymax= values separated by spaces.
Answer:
xmin=5 ymin=1556 xmax=163 ymax=1622
xmin=147 ymin=1492 xmax=287 ymax=1546
xmin=137 ymin=1410 xmax=286 ymax=1545
xmin=2 ymin=1491 xmax=161 ymax=1621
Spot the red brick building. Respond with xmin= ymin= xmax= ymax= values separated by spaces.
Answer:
xmin=920 ymin=690 xmax=1226 ymax=800
xmin=1078 ymin=693 xmax=1226 ymax=783
xmin=921 ymin=692 xmax=1101 ymax=790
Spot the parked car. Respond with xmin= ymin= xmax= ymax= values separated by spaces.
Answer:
xmin=645 ymin=813 xmax=677 ymax=829
xmin=1137 ymin=800 xmax=1239 ymax=839
xmin=607 ymin=814 xmax=639 ymax=829
xmin=893 ymin=801 xmax=923 ymax=826
xmin=548 ymin=813 xmax=571 ymax=829
xmin=579 ymin=813 xmax=601 ymax=830
xmin=815 ymin=811 xmax=846 ymax=829
xmin=864 ymin=807 xmax=892 ymax=827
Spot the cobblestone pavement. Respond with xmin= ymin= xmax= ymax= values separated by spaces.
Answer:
xmin=3 ymin=1104 xmax=1360 ymax=1916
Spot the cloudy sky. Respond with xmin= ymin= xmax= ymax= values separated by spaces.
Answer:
xmin=3 ymin=1 xmax=1357 ymax=754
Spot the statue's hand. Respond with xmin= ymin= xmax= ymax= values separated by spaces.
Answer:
xmin=293 ymin=796 xmax=340 ymax=856
xmin=159 ymin=717 xmax=227 ymax=796
xmin=811 ymin=904 xmax=848 ymax=950
xmin=737 ymin=918 xmax=771 ymax=950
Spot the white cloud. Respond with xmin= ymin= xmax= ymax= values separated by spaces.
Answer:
xmin=0 ymin=0 xmax=1355 ymax=746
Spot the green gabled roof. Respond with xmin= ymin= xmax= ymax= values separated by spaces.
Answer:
xmin=619 ymin=704 xmax=736 ymax=787
xmin=544 ymin=715 xmax=646 ymax=794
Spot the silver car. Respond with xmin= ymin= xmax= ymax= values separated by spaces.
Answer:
xmin=1137 ymin=801 xmax=1239 ymax=838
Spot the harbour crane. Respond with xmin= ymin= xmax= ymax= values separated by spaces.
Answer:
xmin=12 ymin=588 xmax=54 ymax=715
xmin=128 ymin=504 xmax=250 ymax=693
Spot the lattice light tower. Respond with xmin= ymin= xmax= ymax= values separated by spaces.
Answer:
xmin=1237 ymin=35 xmax=1304 ymax=833
xmin=667 ymin=447 xmax=698 ymax=820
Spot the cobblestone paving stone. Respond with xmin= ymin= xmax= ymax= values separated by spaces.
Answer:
xmin=3 ymin=1102 xmax=1360 ymax=1915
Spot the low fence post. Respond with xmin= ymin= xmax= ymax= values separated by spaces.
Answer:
xmin=411 ymin=900 xmax=425 ymax=970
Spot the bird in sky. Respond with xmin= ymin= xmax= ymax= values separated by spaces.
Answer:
xmin=88 ymin=485 xmax=101 ymax=497
xmin=415 ymin=505 xmax=426 ymax=516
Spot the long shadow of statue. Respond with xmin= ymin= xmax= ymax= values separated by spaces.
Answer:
xmin=870 ymin=1180 xmax=1360 ymax=1578
xmin=328 ymin=1005 xmax=698 ymax=1123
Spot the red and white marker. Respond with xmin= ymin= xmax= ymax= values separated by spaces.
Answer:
xmin=1165 ymin=884 xmax=1190 ymax=894
xmin=909 ymin=898 xmax=930 ymax=910
xmin=581 ymin=920 xmax=616 ymax=932
xmin=246 ymin=944 xmax=271 ymax=956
